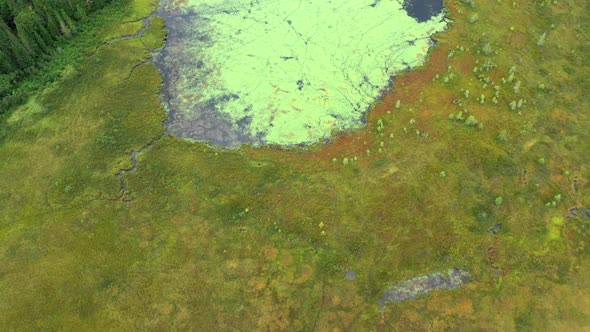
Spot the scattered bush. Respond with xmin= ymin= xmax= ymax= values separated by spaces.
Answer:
xmin=497 ymin=130 xmax=508 ymax=142
xmin=537 ymin=32 xmax=547 ymax=46
xmin=464 ymin=115 xmax=478 ymax=126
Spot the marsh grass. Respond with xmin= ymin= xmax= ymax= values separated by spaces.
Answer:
xmin=0 ymin=0 xmax=589 ymax=330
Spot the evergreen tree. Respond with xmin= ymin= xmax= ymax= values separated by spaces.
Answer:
xmin=0 ymin=20 xmax=32 ymax=71
xmin=15 ymin=10 xmax=53 ymax=55
xmin=0 ymin=48 xmax=15 ymax=73
xmin=0 ymin=0 xmax=115 ymax=103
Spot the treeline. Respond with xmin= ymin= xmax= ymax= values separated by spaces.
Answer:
xmin=0 ymin=0 xmax=114 ymax=105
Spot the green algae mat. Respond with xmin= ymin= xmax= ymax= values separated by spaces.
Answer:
xmin=158 ymin=0 xmax=447 ymax=146
xmin=0 ymin=0 xmax=589 ymax=330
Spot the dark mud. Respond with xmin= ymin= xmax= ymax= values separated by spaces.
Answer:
xmin=379 ymin=268 xmax=471 ymax=306
xmin=154 ymin=10 xmax=258 ymax=148
xmin=569 ymin=208 xmax=590 ymax=219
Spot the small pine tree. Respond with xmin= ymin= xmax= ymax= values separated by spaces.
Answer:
xmin=537 ymin=32 xmax=547 ymax=47
xmin=497 ymin=130 xmax=507 ymax=142
xmin=464 ymin=115 xmax=478 ymax=126
xmin=482 ymin=42 xmax=492 ymax=55
xmin=495 ymin=196 xmax=503 ymax=206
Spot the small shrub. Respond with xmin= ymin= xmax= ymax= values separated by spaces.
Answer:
xmin=497 ymin=130 xmax=508 ymax=142
xmin=514 ymin=81 xmax=521 ymax=94
xmin=509 ymin=100 xmax=517 ymax=110
xmin=376 ymin=119 xmax=384 ymax=131
xmin=482 ymin=42 xmax=493 ymax=55
xmin=64 ymin=185 xmax=74 ymax=193
xmin=464 ymin=115 xmax=478 ymax=126
xmin=537 ymin=32 xmax=547 ymax=46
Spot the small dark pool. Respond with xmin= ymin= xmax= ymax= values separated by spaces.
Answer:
xmin=403 ymin=0 xmax=444 ymax=22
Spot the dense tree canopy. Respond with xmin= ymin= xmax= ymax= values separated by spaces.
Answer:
xmin=0 ymin=0 xmax=114 ymax=101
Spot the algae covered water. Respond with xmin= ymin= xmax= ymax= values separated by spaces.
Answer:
xmin=157 ymin=0 xmax=447 ymax=146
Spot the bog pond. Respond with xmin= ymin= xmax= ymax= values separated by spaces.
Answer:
xmin=156 ymin=0 xmax=447 ymax=147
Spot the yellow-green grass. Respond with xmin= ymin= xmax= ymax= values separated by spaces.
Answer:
xmin=0 ymin=0 xmax=588 ymax=330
